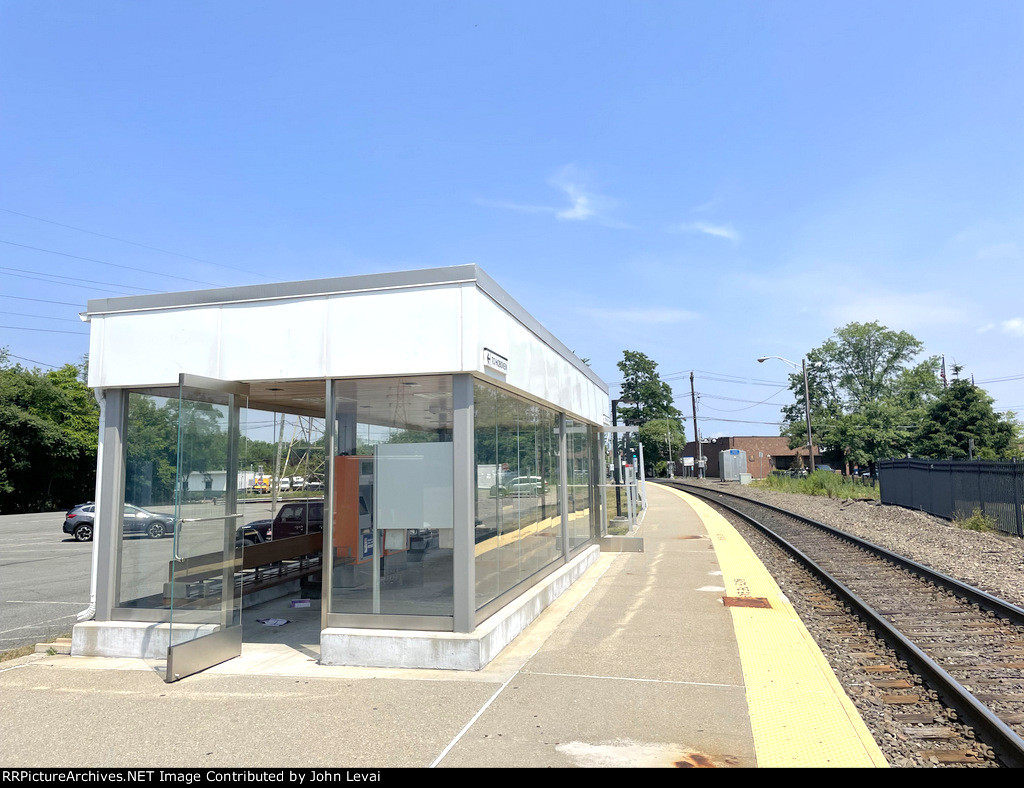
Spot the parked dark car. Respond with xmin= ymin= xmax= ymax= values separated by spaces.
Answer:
xmin=63 ymin=503 xmax=177 ymax=542
xmin=244 ymin=500 xmax=324 ymax=542
xmin=236 ymin=520 xmax=272 ymax=546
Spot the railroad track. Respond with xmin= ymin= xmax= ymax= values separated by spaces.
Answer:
xmin=661 ymin=480 xmax=1024 ymax=768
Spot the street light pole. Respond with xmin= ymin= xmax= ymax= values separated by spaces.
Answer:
xmin=758 ymin=355 xmax=816 ymax=473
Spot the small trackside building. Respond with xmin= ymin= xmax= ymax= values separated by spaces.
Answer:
xmin=73 ymin=265 xmax=610 ymax=680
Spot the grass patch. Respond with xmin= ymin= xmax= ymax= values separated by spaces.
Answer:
xmin=752 ymin=470 xmax=880 ymax=500
xmin=0 ymin=629 xmax=73 ymax=663
xmin=954 ymin=508 xmax=998 ymax=533
xmin=0 ymin=643 xmax=38 ymax=663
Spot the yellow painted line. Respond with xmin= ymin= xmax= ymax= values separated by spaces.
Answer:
xmin=473 ymin=514 xmax=566 ymax=557
xmin=662 ymin=486 xmax=889 ymax=768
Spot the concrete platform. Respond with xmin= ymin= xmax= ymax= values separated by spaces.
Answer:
xmin=1 ymin=484 xmax=888 ymax=768
xmin=320 ymin=545 xmax=600 ymax=670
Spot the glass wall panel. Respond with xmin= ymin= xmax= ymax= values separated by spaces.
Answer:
xmin=588 ymin=425 xmax=604 ymax=541
xmin=474 ymin=381 xmax=562 ymax=610
xmin=236 ymin=409 xmax=325 ymax=600
xmin=566 ymin=418 xmax=591 ymax=550
xmin=330 ymin=376 xmax=454 ymax=618
xmin=118 ymin=390 xmax=330 ymax=613
xmin=118 ymin=391 xmax=182 ymax=609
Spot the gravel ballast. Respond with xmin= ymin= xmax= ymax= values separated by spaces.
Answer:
xmin=680 ymin=479 xmax=1024 ymax=609
xmin=672 ymin=478 xmax=1024 ymax=767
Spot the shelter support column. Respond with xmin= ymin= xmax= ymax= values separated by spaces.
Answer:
xmin=452 ymin=374 xmax=474 ymax=633
xmin=94 ymin=388 xmax=126 ymax=620
xmin=559 ymin=412 xmax=569 ymax=560
xmin=322 ymin=380 xmax=336 ymax=633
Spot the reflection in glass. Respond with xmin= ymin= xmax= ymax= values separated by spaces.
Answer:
xmin=118 ymin=392 xmax=330 ymax=614
xmin=169 ymin=394 xmax=240 ymax=630
xmin=234 ymin=410 xmax=326 ymax=610
xmin=566 ymin=418 xmax=591 ymax=550
xmin=474 ymin=381 xmax=562 ymax=611
xmin=118 ymin=392 xmax=181 ymax=609
xmin=330 ymin=376 xmax=454 ymax=618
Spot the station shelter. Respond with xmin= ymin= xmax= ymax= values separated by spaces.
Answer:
xmin=72 ymin=266 xmax=611 ymax=681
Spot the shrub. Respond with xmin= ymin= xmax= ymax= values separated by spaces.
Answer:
xmin=752 ymin=469 xmax=879 ymax=500
xmin=954 ymin=508 xmax=997 ymax=533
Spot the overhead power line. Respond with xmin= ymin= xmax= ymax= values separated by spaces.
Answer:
xmin=4 ymin=353 xmax=61 ymax=369
xmin=978 ymin=373 xmax=1024 ymax=384
xmin=0 ymin=206 xmax=280 ymax=282
xmin=694 ymin=369 xmax=789 ymax=385
xmin=0 ymin=324 xmax=88 ymax=335
xmin=692 ymin=388 xmax=791 ymax=409
xmin=0 ymin=294 xmax=83 ymax=307
xmin=0 ymin=311 xmax=82 ymax=323
xmin=613 ymin=368 xmax=789 ymax=388
xmin=674 ymin=387 xmax=792 ymax=413
xmin=0 ymin=239 xmax=227 ymax=289
xmin=0 ymin=267 xmax=161 ymax=296
xmin=697 ymin=416 xmax=786 ymax=426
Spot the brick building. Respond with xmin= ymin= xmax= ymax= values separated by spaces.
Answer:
xmin=679 ymin=436 xmax=819 ymax=479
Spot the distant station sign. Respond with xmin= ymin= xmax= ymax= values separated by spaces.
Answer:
xmin=483 ymin=348 xmax=509 ymax=376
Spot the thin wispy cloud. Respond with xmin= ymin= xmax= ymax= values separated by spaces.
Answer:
xmin=976 ymin=319 xmax=1024 ymax=336
xmin=691 ymin=195 xmax=724 ymax=213
xmin=577 ymin=306 xmax=699 ymax=325
xmin=826 ymin=290 xmax=964 ymax=329
xmin=1002 ymin=318 xmax=1024 ymax=337
xmin=672 ymin=220 xmax=741 ymax=243
xmin=478 ymin=165 xmax=631 ymax=228
xmin=740 ymin=270 xmax=966 ymax=331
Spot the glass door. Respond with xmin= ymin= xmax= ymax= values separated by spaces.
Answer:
xmin=165 ymin=374 xmax=249 ymax=682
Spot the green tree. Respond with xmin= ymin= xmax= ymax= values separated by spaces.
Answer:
xmin=781 ymin=322 xmax=942 ymax=469
xmin=913 ymin=374 xmax=1019 ymax=459
xmin=616 ymin=350 xmax=686 ymax=471
xmin=638 ymin=418 xmax=687 ymax=474
xmin=124 ymin=393 xmax=178 ymax=506
xmin=0 ymin=352 xmax=99 ymax=512
xmin=616 ymin=350 xmax=684 ymax=426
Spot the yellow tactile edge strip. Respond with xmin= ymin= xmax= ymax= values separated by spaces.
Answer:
xmin=662 ymin=486 xmax=889 ymax=768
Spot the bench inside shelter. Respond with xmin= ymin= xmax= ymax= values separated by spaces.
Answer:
xmin=164 ymin=533 xmax=323 ymax=605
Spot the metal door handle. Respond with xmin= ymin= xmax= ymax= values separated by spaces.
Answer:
xmin=174 ymin=514 xmax=243 ymax=560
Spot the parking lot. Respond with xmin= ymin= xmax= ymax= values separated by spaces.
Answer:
xmin=0 ymin=499 xmax=294 ymax=655
xmin=0 ymin=510 xmax=93 ymax=653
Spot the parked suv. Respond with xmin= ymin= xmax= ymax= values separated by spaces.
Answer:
xmin=489 ymin=476 xmax=545 ymax=498
xmin=63 ymin=503 xmax=176 ymax=542
xmin=236 ymin=520 xmax=271 ymax=546
xmin=244 ymin=500 xmax=324 ymax=541
xmin=508 ymin=476 xmax=544 ymax=496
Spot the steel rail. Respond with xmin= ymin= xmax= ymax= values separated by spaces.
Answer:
xmin=670 ymin=482 xmax=1024 ymax=626
xmin=662 ymin=480 xmax=1024 ymax=768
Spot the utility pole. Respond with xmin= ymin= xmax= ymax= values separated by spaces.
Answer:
xmin=690 ymin=372 xmax=702 ymax=478
xmin=666 ymin=424 xmax=673 ymax=478
xmin=802 ymin=358 xmax=815 ymax=474
xmin=612 ymin=399 xmax=622 ymax=517
xmin=272 ymin=412 xmax=286 ymax=518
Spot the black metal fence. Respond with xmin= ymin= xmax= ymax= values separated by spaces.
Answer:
xmin=877 ymin=458 xmax=1024 ymax=537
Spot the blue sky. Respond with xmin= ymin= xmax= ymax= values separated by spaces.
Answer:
xmin=2 ymin=1 xmax=1022 ymax=438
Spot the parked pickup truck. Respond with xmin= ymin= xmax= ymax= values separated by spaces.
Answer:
xmin=243 ymin=500 xmax=324 ymax=543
